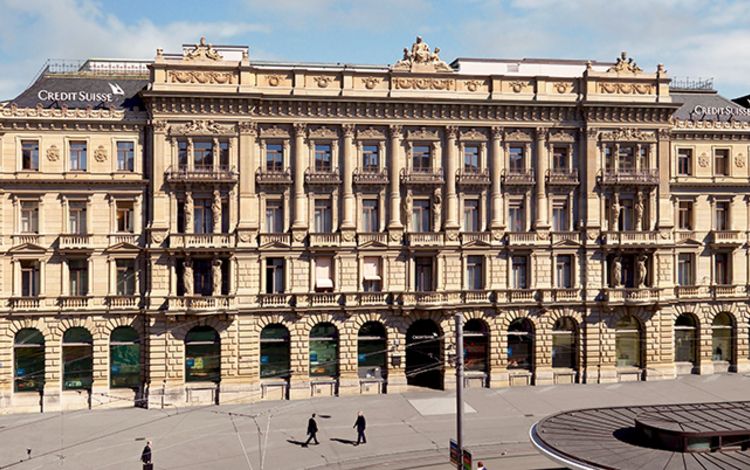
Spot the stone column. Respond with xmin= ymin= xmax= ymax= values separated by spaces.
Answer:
xmin=656 ymin=134 xmax=673 ymax=228
xmin=184 ymin=192 xmax=193 ymax=234
xmin=490 ymin=127 xmax=504 ymax=231
xmin=445 ymin=126 xmax=459 ymax=230
xmin=583 ymin=128 xmax=600 ymax=228
xmin=150 ymin=121 xmax=170 ymax=231
xmin=535 ymin=127 xmax=549 ymax=229
xmin=388 ymin=125 xmax=403 ymax=230
xmin=212 ymin=189 xmax=222 ymax=234
xmin=238 ymin=122 xmax=258 ymax=234
xmin=212 ymin=258 xmax=222 ymax=296
xmin=341 ymin=124 xmax=355 ymax=230
xmin=212 ymin=137 xmax=220 ymax=172
xmin=292 ymin=123 xmax=308 ymax=231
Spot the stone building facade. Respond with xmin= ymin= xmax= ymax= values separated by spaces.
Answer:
xmin=1 ymin=37 xmax=749 ymax=413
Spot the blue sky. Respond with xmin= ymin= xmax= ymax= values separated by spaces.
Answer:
xmin=1 ymin=0 xmax=750 ymax=100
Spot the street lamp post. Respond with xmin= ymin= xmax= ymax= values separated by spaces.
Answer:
xmin=455 ymin=311 xmax=464 ymax=470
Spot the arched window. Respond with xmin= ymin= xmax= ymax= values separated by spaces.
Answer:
xmin=14 ymin=329 xmax=45 ymax=393
xmin=552 ymin=317 xmax=577 ymax=369
xmin=406 ymin=319 xmax=443 ymax=389
xmin=711 ymin=313 xmax=733 ymax=362
xmin=185 ymin=326 xmax=220 ymax=383
xmin=674 ymin=314 xmax=698 ymax=365
xmin=358 ymin=322 xmax=387 ymax=379
xmin=110 ymin=327 xmax=140 ymax=389
xmin=507 ymin=318 xmax=533 ymax=370
xmin=310 ymin=323 xmax=339 ymax=378
xmin=63 ymin=327 xmax=93 ymax=390
xmin=464 ymin=319 xmax=489 ymax=374
xmin=260 ymin=324 xmax=290 ymax=380
xmin=615 ymin=316 xmax=641 ymax=368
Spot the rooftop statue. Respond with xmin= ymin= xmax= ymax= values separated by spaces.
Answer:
xmin=392 ymin=36 xmax=453 ymax=73
xmin=607 ymin=51 xmax=643 ymax=74
xmin=184 ymin=36 xmax=223 ymax=62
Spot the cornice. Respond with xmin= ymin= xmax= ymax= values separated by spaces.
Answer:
xmin=0 ymin=178 xmax=149 ymax=187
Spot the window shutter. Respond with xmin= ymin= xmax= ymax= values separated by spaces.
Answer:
xmin=315 ymin=257 xmax=333 ymax=289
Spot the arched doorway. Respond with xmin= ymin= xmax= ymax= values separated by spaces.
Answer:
xmin=674 ymin=314 xmax=698 ymax=373
xmin=711 ymin=313 xmax=734 ymax=371
xmin=62 ymin=327 xmax=93 ymax=391
xmin=615 ymin=315 xmax=642 ymax=369
xmin=185 ymin=326 xmax=221 ymax=383
xmin=14 ymin=328 xmax=45 ymax=393
xmin=464 ymin=319 xmax=489 ymax=387
xmin=260 ymin=324 xmax=290 ymax=380
xmin=551 ymin=317 xmax=577 ymax=370
xmin=507 ymin=318 xmax=534 ymax=371
xmin=406 ymin=319 xmax=443 ymax=390
xmin=309 ymin=323 xmax=339 ymax=378
xmin=110 ymin=326 xmax=141 ymax=389
xmin=358 ymin=322 xmax=387 ymax=381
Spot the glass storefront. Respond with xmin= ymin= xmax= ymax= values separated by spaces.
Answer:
xmin=260 ymin=324 xmax=290 ymax=379
xmin=358 ymin=322 xmax=386 ymax=379
xmin=615 ymin=316 xmax=641 ymax=368
xmin=552 ymin=317 xmax=577 ymax=369
xmin=110 ymin=326 xmax=140 ymax=389
xmin=310 ymin=323 xmax=338 ymax=377
xmin=14 ymin=328 xmax=45 ymax=392
xmin=674 ymin=314 xmax=697 ymax=364
xmin=507 ymin=319 xmax=533 ymax=370
xmin=63 ymin=327 xmax=93 ymax=390
xmin=464 ymin=319 xmax=488 ymax=373
xmin=185 ymin=326 xmax=220 ymax=382
xmin=711 ymin=313 xmax=733 ymax=362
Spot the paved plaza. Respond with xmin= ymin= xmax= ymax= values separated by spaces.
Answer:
xmin=1 ymin=374 xmax=749 ymax=469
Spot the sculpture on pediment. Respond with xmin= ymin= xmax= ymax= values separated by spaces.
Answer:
xmin=402 ymin=192 xmax=413 ymax=227
xmin=212 ymin=190 xmax=222 ymax=231
xmin=433 ymin=188 xmax=442 ymax=230
xmin=212 ymin=259 xmax=222 ymax=295
xmin=634 ymin=192 xmax=644 ymax=229
xmin=607 ymin=51 xmax=643 ymax=74
xmin=184 ymin=193 xmax=193 ymax=232
xmin=612 ymin=257 xmax=622 ymax=287
xmin=636 ymin=256 xmax=647 ymax=288
xmin=183 ymin=259 xmax=194 ymax=295
xmin=392 ymin=36 xmax=453 ymax=73
xmin=185 ymin=36 xmax=223 ymax=62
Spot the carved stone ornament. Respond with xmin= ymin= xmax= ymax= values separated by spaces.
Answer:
xmin=261 ymin=125 xmax=290 ymax=138
xmin=464 ymin=80 xmax=483 ymax=92
xmin=152 ymin=120 xmax=168 ymax=133
xmin=357 ymin=126 xmax=385 ymax=140
xmin=736 ymin=153 xmax=745 ymax=168
xmin=361 ymin=77 xmax=381 ymax=90
xmin=312 ymin=76 xmax=333 ymax=88
xmin=238 ymin=121 xmax=258 ymax=136
xmin=341 ymin=230 xmax=355 ymax=242
xmin=293 ymin=230 xmax=306 ymax=242
xmin=492 ymin=229 xmax=503 ymax=241
xmin=446 ymin=231 xmax=459 ymax=241
xmin=504 ymin=128 xmax=532 ymax=142
xmin=548 ymin=129 xmax=576 ymax=143
xmin=552 ymin=82 xmax=571 ymax=94
xmin=169 ymin=119 xmax=235 ymax=136
xmin=460 ymin=128 xmax=486 ymax=141
xmin=393 ymin=77 xmax=455 ymax=91
xmin=389 ymin=231 xmax=402 ymax=242
xmin=169 ymin=70 xmax=234 ymax=85
xmin=1 ymin=103 xmax=124 ymax=120
xmin=698 ymin=152 xmax=709 ymax=168
xmin=407 ymin=127 xmax=439 ymax=140
xmin=46 ymin=144 xmax=60 ymax=162
xmin=606 ymin=51 xmax=643 ymax=74
xmin=599 ymin=128 xmax=656 ymax=142
xmin=599 ymin=82 xmax=654 ymax=95
xmin=266 ymin=75 xmax=285 ymax=87
xmin=93 ymin=145 xmax=107 ymax=162
xmin=184 ymin=36 xmax=223 ymax=62
xmin=391 ymin=36 xmax=454 ymax=73
xmin=309 ymin=126 xmax=338 ymax=139
xmin=509 ymin=81 xmax=528 ymax=93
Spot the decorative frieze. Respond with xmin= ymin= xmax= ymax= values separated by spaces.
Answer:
xmin=393 ymin=77 xmax=455 ymax=91
xmin=169 ymin=119 xmax=235 ymax=136
xmin=598 ymin=128 xmax=656 ymax=142
xmin=169 ymin=70 xmax=235 ymax=85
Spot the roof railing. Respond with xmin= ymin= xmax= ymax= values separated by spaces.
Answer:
xmin=670 ymin=77 xmax=714 ymax=91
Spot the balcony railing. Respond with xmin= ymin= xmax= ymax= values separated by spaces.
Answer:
xmin=710 ymin=230 xmax=743 ymax=246
xmin=462 ymin=290 xmax=493 ymax=304
xmin=600 ymin=168 xmax=659 ymax=185
xmin=539 ymin=288 xmax=580 ymax=303
xmin=674 ymin=230 xmax=697 ymax=244
xmin=550 ymin=232 xmax=580 ymax=245
xmin=406 ymin=232 xmax=444 ymax=247
xmin=58 ymin=234 xmax=92 ymax=249
xmin=257 ymin=293 xmax=294 ymax=308
xmin=309 ymin=233 xmax=341 ymax=247
xmin=12 ymin=234 xmax=42 ymax=246
xmin=168 ymin=295 xmax=235 ymax=311
xmin=109 ymin=233 xmax=139 ymax=246
xmin=547 ymin=168 xmax=579 ymax=185
xmin=502 ymin=169 xmax=535 ymax=185
xmin=401 ymin=291 xmax=461 ymax=307
xmin=106 ymin=295 xmax=140 ymax=309
xmin=400 ymin=167 xmax=444 ymax=185
xmin=353 ymin=168 xmax=389 ymax=185
xmin=603 ymin=231 xmax=659 ymax=246
xmin=674 ymin=285 xmax=708 ymax=299
xmin=298 ymin=293 xmax=341 ymax=307
xmin=304 ymin=168 xmax=341 ymax=185
xmin=256 ymin=167 xmax=292 ymax=185
xmin=165 ymin=165 xmax=237 ymax=183
xmin=9 ymin=297 xmax=42 ymax=310
xmin=456 ymin=168 xmax=490 ymax=186
xmin=460 ymin=232 xmax=491 ymax=245
xmin=605 ymin=288 xmax=661 ymax=304
xmin=357 ymin=232 xmax=388 ymax=245
xmin=506 ymin=232 xmax=537 ymax=245
xmin=355 ymin=292 xmax=392 ymax=306
xmin=711 ymin=285 xmax=744 ymax=299
xmin=58 ymin=296 xmax=90 ymax=309
xmin=258 ymin=233 xmax=291 ymax=247
xmin=170 ymin=233 xmax=234 ymax=249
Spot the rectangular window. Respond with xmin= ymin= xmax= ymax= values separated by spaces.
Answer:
xmin=412 ymin=199 xmax=431 ymax=232
xmin=508 ymin=146 xmax=524 ymax=173
xmin=412 ymin=145 xmax=431 ymax=172
xmin=362 ymin=199 xmax=379 ymax=232
xmin=463 ymin=199 xmax=479 ymax=232
xmin=315 ymin=257 xmax=334 ymax=291
xmin=68 ymin=202 xmax=87 ymax=234
xmin=363 ymin=257 xmax=382 ymax=292
xmin=265 ymin=200 xmax=283 ymax=233
xmin=314 ymin=199 xmax=333 ymax=233
xmin=315 ymin=144 xmax=332 ymax=172
xmin=266 ymin=143 xmax=283 ymax=172
xmin=714 ymin=149 xmax=729 ymax=176
xmin=715 ymin=201 xmax=729 ymax=231
xmin=620 ymin=198 xmax=634 ymax=231
xmin=715 ymin=252 xmax=730 ymax=285
xmin=512 ymin=256 xmax=528 ymax=289
xmin=509 ymin=201 xmax=525 ymax=232
xmin=362 ymin=145 xmax=379 ymax=172
xmin=678 ymin=201 xmax=693 ymax=230
xmin=116 ymin=259 xmax=136 ymax=295
xmin=552 ymin=201 xmax=569 ymax=232
xmin=638 ymin=145 xmax=649 ymax=170
xmin=463 ymin=145 xmax=480 ymax=172
xmin=265 ymin=258 xmax=285 ymax=294
xmin=21 ymin=140 xmax=39 ymax=171
xmin=677 ymin=253 xmax=694 ymax=286
xmin=219 ymin=141 xmax=229 ymax=169
xmin=20 ymin=202 xmax=39 ymax=233
xmin=618 ymin=145 xmax=634 ymax=170
xmin=116 ymin=202 xmax=134 ymax=233
xmin=20 ymin=261 xmax=40 ymax=297
xmin=552 ymin=146 xmax=569 ymax=172
xmin=116 ymin=141 xmax=135 ymax=172
xmin=69 ymin=141 xmax=87 ymax=171
xmin=677 ymin=148 xmax=692 ymax=176
xmin=193 ymin=141 xmax=213 ymax=171
xmin=193 ymin=259 xmax=212 ymax=296
xmin=556 ymin=255 xmax=573 ymax=288
xmin=194 ymin=199 xmax=213 ymax=234
xmin=466 ymin=255 xmax=484 ymax=290
xmin=178 ymin=140 xmax=188 ymax=169
xmin=68 ymin=259 xmax=88 ymax=296
xmin=415 ymin=257 xmax=433 ymax=292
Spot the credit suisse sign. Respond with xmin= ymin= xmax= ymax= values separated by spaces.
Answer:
xmin=693 ymin=104 xmax=750 ymax=117
xmin=36 ymin=82 xmax=125 ymax=103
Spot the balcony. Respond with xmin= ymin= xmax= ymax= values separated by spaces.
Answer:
xmin=256 ymin=168 xmax=292 ymax=186
xmin=304 ymin=168 xmax=341 ymax=185
xmin=406 ymin=232 xmax=444 ymax=247
xmin=547 ymin=168 xmax=579 ymax=186
xmin=599 ymin=168 xmax=659 ymax=186
xmin=505 ymin=289 xmax=537 ymax=303
xmin=309 ymin=233 xmax=341 ymax=248
xmin=603 ymin=231 xmax=659 ymax=247
xmin=709 ymin=230 xmax=743 ymax=247
xmin=456 ymin=168 xmax=490 ymax=186
xmin=502 ymin=169 xmax=535 ymax=186
xmin=674 ymin=285 xmax=708 ymax=299
xmin=167 ymin=295 xmax=236 ymax=312
xmin=298 ymin=293 xmax=342 ymax=308
xmin=605 ymin=288 xmax=662 ymax=304
xmin=258 ymin=233 xmax=291 ymax=247
xmin=674 ymin=230 xmax=698 ymax=244
xmin=711 ymin=285 xmax=745 ymax=299
xmin=506 ymin=232 xmax=537 ymax=246
xmin=539 ymin=288 xmax=581 ymax=303
xmin=12 ymin=234 xmax=42 ymax=247
xmin=355 ymin=292 xmax=392 ymax=306
xmin=353 ymin=168 xmax=389 ymax=185
xmin=9 ymin=297 xmax=42 ymax=310
xmin=165 ymin=165 xmax=237 ymax=184
xmin=257 ymin=293 xmax=294 ymax=308
xmin=550 ymin=232 xmax=581 ymax=245
xmin=357 ymin=232 xmax=388 ymax=246
xmin=170 ymin=233 xmax=234 ymax=249
xmin=462 ymin=290 xmax=493 ymax=304
xmin=106 ymin=295 xmax=140 ymax=309
xmin=58 ymin=296 xmax=90 ymax=309
xmin=460 ymin=232 xmax=492 ymax=245
xmin=401 ymin=291 xmax=460 ymax=307
xmin=400 ymin=167 xmax=444 ymax=185
xmin=108 ymin=233 xmax=140 ymax=246
xmin=58 ymin=234 xmax=92 ymax=250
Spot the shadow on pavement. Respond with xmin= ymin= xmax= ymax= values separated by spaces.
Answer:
xmin=330 ymin=438 xmax=357 ymax=446
xmin=286 ymin=439 xmax=314 ymax=447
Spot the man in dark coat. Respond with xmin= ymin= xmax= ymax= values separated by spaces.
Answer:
xmin=353 ymin=411 xmax=367 ymax=445
xmin=304 ymin=413 xmax=319 ymax=447
xmin=140 ymin=440 xmax=152 ymax=469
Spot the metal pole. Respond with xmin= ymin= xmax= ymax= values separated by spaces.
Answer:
xmin=455 ymin=312 xmax=464 ymax=470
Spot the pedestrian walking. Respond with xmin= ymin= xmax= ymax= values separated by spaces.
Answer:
xmin=477 ymin=461 xmax=487 ymax=470
xmin=140 ymin=440 xmax=153 ymax=470
xmin=303 ymin=413 xmax=319 ymax=447
xmin=353 ymin=411 xmax=367 ymax=445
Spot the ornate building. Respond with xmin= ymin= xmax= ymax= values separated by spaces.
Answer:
xmin=1 ymin=37 xmax=749 ymax=413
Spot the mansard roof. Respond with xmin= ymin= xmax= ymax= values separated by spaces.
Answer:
xmin=672 ymin=89 xmax=750 ymax=123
